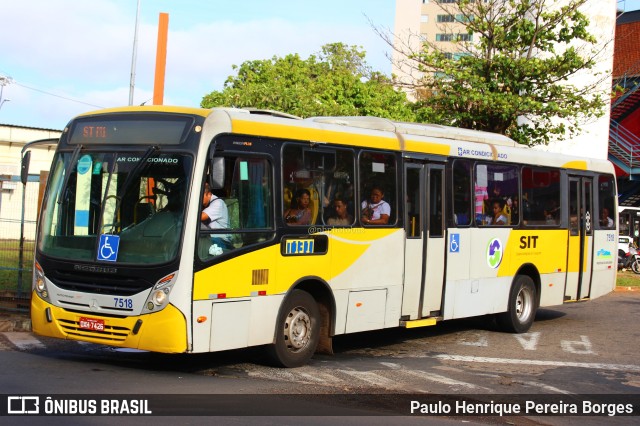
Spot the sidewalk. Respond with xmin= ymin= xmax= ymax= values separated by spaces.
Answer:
xmin=0 ymin=313 xmax=31 ymax=332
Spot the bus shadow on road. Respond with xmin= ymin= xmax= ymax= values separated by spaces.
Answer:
xmin=329 ymin=310 xmax=567 ymax=355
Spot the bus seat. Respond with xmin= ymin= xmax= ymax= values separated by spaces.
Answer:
xmin=306 ymin=186 xmax=319 ymax=225
xmin=135 ymin=202 xmax=155 ymax=223
xmin=503 ymin=204 xmax=511 ymax=225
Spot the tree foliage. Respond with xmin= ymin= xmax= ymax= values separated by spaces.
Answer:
xmin=392 ymin=0 xmax=608 ymax=146
xmin=201 ymin=43 xmax=416 ymax=121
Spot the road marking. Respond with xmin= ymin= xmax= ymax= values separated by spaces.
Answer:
xmin=2 ymin=332 xmax=45 ymax=350
xmin=519 ymin=380 xmax=573 ymax=394
xmin=458 ymin=333 xmax=488 ymax=347
xmin=515 ymin=331 xmax=540 ymax=351
xmin=561 ymin=335 xmax=595 ymax=355
xmin=338 ymin=370 xmax=401 ymax=389
xmin=379 ymin=362 xmax=401 ymax=369
xmin=400 ymin=369 xmax=491 ymax=391
xmin=433 ymin=354 xmax=640 ymax=372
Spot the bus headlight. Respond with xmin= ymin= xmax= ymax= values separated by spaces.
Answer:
xmin=143 ymin=272 xmax=177 ymax=313
xmin=152 ymin=289 xmax=167 ymax=306
xmin=33 ymin=260 xmax=50 ymax=302
xmin=36 ymin=276 xmax=45 ymax=292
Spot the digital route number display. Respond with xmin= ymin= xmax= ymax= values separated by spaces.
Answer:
xmin=68 ymin=114 xmax=194 ymax=145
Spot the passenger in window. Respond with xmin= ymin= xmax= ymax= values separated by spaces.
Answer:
xmin=284 ymin=188 xmax=312 ymax=225
xmin=361 ymin=186 xmax=391 ymax=225
xmin=327 ymin=198 xmax=353 ymax=226
xmin=487 ymin=199 xmax=508 ymax=225
xmin=601 ymin=207 xmax=614 ymax=228
xmin=201 ymin=182 xmax=232 ymax=251
xmin=544 ymin=200 xmax=560 ymax=225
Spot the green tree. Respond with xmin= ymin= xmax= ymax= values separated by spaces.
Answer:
xmin=390 ymin=0 xmax=608 ymax=146
xmin=201 ymin=43 xmax=416 ymax=121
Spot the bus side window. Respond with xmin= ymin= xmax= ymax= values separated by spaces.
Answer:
xmin=475 ymin=163 xmax=518 ymax=226
xmin=597 ymin=175 xmax=616 ymax=229
xmin=198 ymin=155 xmax=274 ymax=261
xmin=452 ymin=160 xmax=471 ymax=226
xmin=359 ymin=151 xmax=396 ymax=226
xmin=522 ymin=166 xmax=560 ymax=227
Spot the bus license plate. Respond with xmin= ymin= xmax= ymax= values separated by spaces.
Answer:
xmin=79 ymin=317 xmax=105 ymax=331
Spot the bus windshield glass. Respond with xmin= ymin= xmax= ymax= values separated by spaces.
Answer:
xmin=38 ymin=149 xmax=193 ymax=265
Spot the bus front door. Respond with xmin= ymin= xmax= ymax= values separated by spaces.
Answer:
xmin=401 ymin=161 xmax=446 ymax=320
xmin=566 ymin=176 xmax=594 ymax=301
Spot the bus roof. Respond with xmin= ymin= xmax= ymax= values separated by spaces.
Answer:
xmin=70 ymin=106 xmax=613 ymax=173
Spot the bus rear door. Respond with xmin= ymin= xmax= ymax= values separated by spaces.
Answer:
xmin=566 ymin=175 xmax=594 ymax=300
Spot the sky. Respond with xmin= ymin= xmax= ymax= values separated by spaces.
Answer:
xmin=2 ymin=1 xmax=640 ymax=131
xmin=0 ymin=0 xmax=396 ymax=130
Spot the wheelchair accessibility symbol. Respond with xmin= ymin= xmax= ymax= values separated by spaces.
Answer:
xmin=449 ymin=233 xmax=460 ymax=253
xmin=97 ymin=234 xmax=120 ymax=262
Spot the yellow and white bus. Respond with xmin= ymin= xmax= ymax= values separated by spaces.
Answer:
xmin=26 ymin=106 xmax=617 ymax=367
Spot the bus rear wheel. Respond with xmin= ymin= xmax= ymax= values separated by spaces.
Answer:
xmin=497 ymin=275 xmax=537 ymax=333
xmin=267 ymin=290 xmax=320 ymax=368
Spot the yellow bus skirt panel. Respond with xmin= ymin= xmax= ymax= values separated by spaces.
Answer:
xmin=31 ymin=292 xmax=187 ymax=353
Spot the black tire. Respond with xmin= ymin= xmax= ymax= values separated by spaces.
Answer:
xmin=267 ymin=290 xmax=320 ymax=368
xmin=497 ymin=275 xmax=537 ymax=333
xmin=632 ymin=258 xmax=640 ymax=274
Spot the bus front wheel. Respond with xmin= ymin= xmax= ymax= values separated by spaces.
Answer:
xmin=267 ymin=290 xmax=320 ymax=368
xmin=497 ymin=275 xmax=537 ymax=333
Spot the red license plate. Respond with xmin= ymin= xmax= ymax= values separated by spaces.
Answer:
xmin=79 ymin=317 xmax=105 ymax=331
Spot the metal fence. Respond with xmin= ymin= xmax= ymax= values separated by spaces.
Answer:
xmin=0 ymin=176 xmax=41 ymax=314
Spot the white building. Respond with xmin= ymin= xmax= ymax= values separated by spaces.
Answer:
xmin=393 ymin=0 xmax=617 ymax=159
xmin=0 ymin=124 xmax=60 ymax=239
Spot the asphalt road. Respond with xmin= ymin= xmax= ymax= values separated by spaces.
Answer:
xmin=0 ymin=290 xmax=638 ymax=424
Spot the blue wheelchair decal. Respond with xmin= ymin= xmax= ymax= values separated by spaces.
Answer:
xmin=449 ymin=233 xmax=460 ymax=253
xmin=97 ymin=234 xmax=120 ymax=262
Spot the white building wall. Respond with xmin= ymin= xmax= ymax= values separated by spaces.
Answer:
xmin=0 ymin=125 xmax=60 ymax=239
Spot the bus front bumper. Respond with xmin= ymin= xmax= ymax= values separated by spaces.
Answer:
xmin=30 ymin=291 xmax=188 ymax=353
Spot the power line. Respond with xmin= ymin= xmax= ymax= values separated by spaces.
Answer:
xmin=13 ymin=81 xmax=105 ymax=109
xmin=0 ymin=73 xmax=105 ymax=109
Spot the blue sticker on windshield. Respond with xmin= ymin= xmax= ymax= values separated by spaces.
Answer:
xmin=77 ymin=155 xmax=92 ymax=175
xmin=97 ymin=234 xmax=120 ymax=262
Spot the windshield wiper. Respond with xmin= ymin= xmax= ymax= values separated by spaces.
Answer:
xmin=107 ymin=145 xmax=159 ymax=234
xmin=116 ymin=145 xmax=159 ymax=201
xmin=57 ymin=144 xmax=83 ymax=204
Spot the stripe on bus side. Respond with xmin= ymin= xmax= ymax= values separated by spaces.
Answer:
xmin=231 ymin=119 xmax=399 ymax=150
xmin=192 ymin=228 xmax=399 ymax=300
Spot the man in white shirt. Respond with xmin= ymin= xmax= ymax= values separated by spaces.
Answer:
xmin=201 ymin=183 xmax=232 ymax=251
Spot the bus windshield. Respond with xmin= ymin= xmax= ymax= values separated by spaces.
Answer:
xmin=38 ymin=149 xmax=193 ymax=265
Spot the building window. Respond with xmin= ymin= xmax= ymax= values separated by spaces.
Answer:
xmin=437 ymin=14 xmax=456 ymax=23
xmin=421 ymin=15 xmax=429 ymax=23
xmin=436 ymin=34 xmax=454 ymax=42
xmin=436 ymin=33 xmax=473 ymax=42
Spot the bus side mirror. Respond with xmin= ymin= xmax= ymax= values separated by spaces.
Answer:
xmin=209 ymin=157 xmax=225 ymax=190
xmin=21 ymin=151 xmax=31 ymax=185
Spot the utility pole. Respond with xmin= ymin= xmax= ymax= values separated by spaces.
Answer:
xmin=128 ymin=0 xmax=141 ymax=106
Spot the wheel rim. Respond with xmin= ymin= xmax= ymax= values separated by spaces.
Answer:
xmin=283 ymin=307 xmax=311 ymax=352
xmin=515 ymin=286 xmax=534 ymax=323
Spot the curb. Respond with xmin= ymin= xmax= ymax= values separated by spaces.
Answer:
xmin=0 ymin=315 xmax=31 ymax=332
xmin=614 ymin=286 xmax=640 ymax=292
